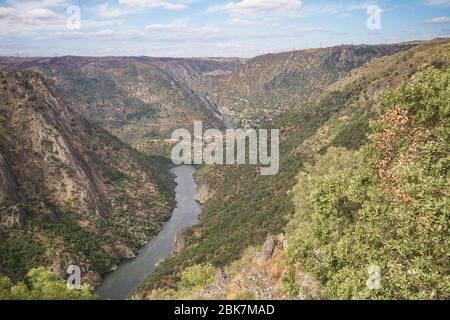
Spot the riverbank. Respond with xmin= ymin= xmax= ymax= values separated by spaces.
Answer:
xmin=94 ymin=165 xmax=201 ymax=300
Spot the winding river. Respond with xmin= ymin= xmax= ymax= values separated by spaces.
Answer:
xmin=95 ymin=165 xmax=201 ymax=300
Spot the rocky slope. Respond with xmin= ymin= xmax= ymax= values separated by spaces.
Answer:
xmin=199 ymin=44 xmax=415 ymax=125
xmin=0 ymin=40 xmax=447 ymax=299
xmin=0 ymin=57 xmax=243 ymax=150
xmin=146 ymin=50 xmax=450 ymax=299
xmin=0 ymin=70 xmax=175 ymax=284
xmin=134 ymin=39 xmax=449 ymax=298
xmin=136 ymin=57 xmax=244 ymax=85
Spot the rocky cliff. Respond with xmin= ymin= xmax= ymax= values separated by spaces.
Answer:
xmin=0 ymin=57 xmax=244 ymax=150
xmin=0 ymin=70 xmax=175 ymax=284
xmin=200 ymin=44 xmax=416 ymax=123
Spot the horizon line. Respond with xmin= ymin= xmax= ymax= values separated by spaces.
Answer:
xmin=1 ymin=38 xmax=448 ymax=60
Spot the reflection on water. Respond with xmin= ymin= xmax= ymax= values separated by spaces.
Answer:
xmin=95 ymin=165 xmax=201 ymax=300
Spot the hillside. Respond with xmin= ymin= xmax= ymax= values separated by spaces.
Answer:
xmin=0 ymin=40 xmax=447 ymax=301
xmin=0 ymin=70 xmax=175 ymax=285
xmin=199 ymin=44 xmax=415 ymax=125
xmin=134 ymin=40 xmax=449 ymax=298
xmin=144 ymin=62 xmax=449 ymax=300
xmin=136 ymin=57 xmax=245 ymax=85
xmin=0 ymin=57 xmax=243 ymax=150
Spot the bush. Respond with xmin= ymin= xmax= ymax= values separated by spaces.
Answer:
xmin=179 ymin=264 xmax=216 ymax=290
xmin=0 ymin=267 xmax=96 ymax=300
xmin=286 ymin=67 xmax=450 ymax=299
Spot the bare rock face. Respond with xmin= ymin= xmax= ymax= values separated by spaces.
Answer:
xmin=313 ymin=248 xmax=323 ymax=265
xmin=294 ymin=272 xmax=321 ymax=300
xmin=174 ymin=228 xmax=189 ymax=254
xmin=0 ymin=153 xmax=18 ymax=202
xmin=195 ymin=184 xmax=210 ymax=204
xmin=260 ymin=238 xmax=276 ymax=261
xmin=115 ymin=243 xmax=136 ymax=260
xmin=1 ymin=205 xmax=27 ymax=229
xmin=260 ymin=235 xmax=285 ymax=261
xmin=0 ymin=70 xmax=175 ymax=283
xmin=201 ymin=270 xmax=228 ymax=299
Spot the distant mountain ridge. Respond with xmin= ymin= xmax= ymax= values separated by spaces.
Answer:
xmin=0 ymin=40 xmax=447 ymax=299
xmin=0 ymin=56 xmax=244 ymax=148
xmin=0 ymin=70 xmax=175 ymax=284
xmin=199 ymin=44 xmax=416 ymax=124
xmin=134 ymin=39 xmax=449 ymax=298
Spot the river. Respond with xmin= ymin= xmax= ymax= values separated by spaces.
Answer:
xmin=95 ymin=165 xmax=201 ymax=300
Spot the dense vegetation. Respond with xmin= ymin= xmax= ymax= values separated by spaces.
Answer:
xmin=1 ymin=40 xmax=448 ymax=300
xmin=0 ymin=71 xmax=175 ymax=285
xmin=135 ymin=40 xmax=449 ymax=299
xmin=201 ymin=44 xmax=414 ymax=123
xmin=0 ymin=267 xmax=95 ymax=300
xmin=285 ymin=66 xmax=449 ymax=299
xmin=141 ymin=63 xmax=449 ymax=301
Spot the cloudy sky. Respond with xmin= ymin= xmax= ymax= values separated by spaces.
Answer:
xmin=0 ymin=0 xmax=449 ymax=57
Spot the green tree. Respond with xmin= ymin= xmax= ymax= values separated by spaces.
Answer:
xmin=0 ymin=267 xmax=96 ymax=300
xmin=286 ymin=66 xmax=450 ymax=300
xmin=179 ymin=264 xmax=216 ymax=290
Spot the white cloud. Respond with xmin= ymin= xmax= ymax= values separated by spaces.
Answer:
xmin=227 ymin=18 xmax=261 ymax=26
xmin=95 ymin=3 xmax=136 ymax=18
xmin=6 ymin=0 xmax=70 ymax=11
xmin=207 ymin=0 xmax=371 ymax=20
xmin=0 ymin=6 xmax=65 ymax=36
xmin=119 ymin=0 xmax=188 ymax=10
xmin=439 ymin=28 xmax=450 ymax=35
xmin=423 ymin=16 xmax=450 ymax=24
xmin=92 ymin=1 xmax=190 ymax=19
xmin=43 ymin=20 xmax=222 ymax=43
xmin=207 ymin=0 xmax=302 ymax=16
xmin=0 ymin=7 xmax=16 ymax=17
xmin=297 ymin=2 xmax=371 ymax=17
xmin=0 ymin=1 xmax=72 ymax=36
xmin=424 ymin=0 xmax=450 ymax=6
xmin=225 ymin=0 xmax=301 ymax=15
xmin=26 ymin=8 xmax=59 ymax=19
xmin=144 ymin=20 xmax=221 ymax=40
xmin=281 ymin=24 xmax=327 ymax=34
xmin=227 ymin=17 xmax=279 ymax=27
xmin=296 ymin=27 xmax=326 ymax=33
xmin=0 ymin=1 xmax=132 ymax=37
xmin=44 ymin=29 xmax=146 ymax=41
xmin=82 ymin=18 xmax=126 ymax=29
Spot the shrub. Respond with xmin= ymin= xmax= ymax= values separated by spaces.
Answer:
xmin=286 ymin=67 xmax=450 ymax=299
xmin=0 ymin=267 xmax=96 ymax=300
xmin=179 ymin=264 xmax=216 ymax=290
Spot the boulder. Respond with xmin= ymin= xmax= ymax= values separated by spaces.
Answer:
xmin=259 ymin=235 xmax=287 ymax=261
xmin=295 ymin=272 xmax=321 ymax=300
xmin=195 ymin=184 xmax=210 ymax=204
xmin=1 ymin=205 xmax=27 ymax=229
xmin=260 ymin=238 xmax=276 ymax=261
xmin=201 ymin=270 xmax=228 ymax=299
xmin=115 ymin=242 xmax=136 ymax=260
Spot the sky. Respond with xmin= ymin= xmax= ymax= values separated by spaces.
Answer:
xmin=0 ymin=0 xmax=449 ymax=57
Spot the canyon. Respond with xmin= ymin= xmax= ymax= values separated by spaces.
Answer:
xmin=0 ymin=39 xmax=448 ymax=300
